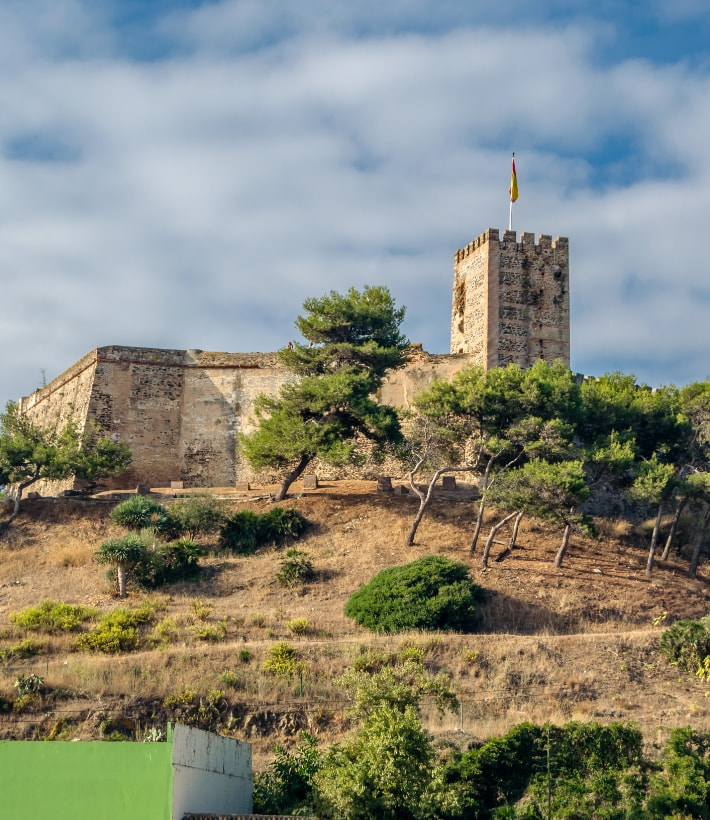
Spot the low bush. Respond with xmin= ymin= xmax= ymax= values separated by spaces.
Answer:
xmin=110 ymin=495 xmax=169 ymax=533
xmin=344 ymin=555 xmax=483 ymax=634
xmin=10 ymin=600 xmax=97 ymax=633
xmin=14 ymin=673 xmax=44 ymax=697
xmin=162 ymin=495 xmax=227 ymax=540
xmin=659 ymin=617 xmax=710 ymax=674
xmin=286 ymin=617 xmax=311 ymax=636
xmin=263 ymin=641 xmax=300 ymax=679
xmin=218 ymin=508 xmax=310 ymax=554
xmin=76 ymin=603 xmax=157 ymax=653
xmin=218 ymin=510 xmax=261 ymax=554
xmin=132 ymin=540 xmax=206 ymax=589
xmin=276 ymin=548 xmax=316 ymax=587
xmin=258 ymin=507 xmax=309 ymax=545
xmin=0 ymin=638 xmax=47 ymax=661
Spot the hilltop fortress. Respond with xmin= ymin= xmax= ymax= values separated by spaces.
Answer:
xmin=18 ymin=228 xmax=569 ymax=492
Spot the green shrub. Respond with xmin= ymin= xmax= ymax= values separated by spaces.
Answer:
xmin=263 ymin=641 xmax=300 ymax=679
xmin=286 ymin=617 xmax=310 ymax=636
xmin=220 ymin=669 xmax=239 ymax=688
xmin=76 ymin=605 xmax=157 ymax=653
xmin=258 ymin=507 xmax=309 ymax=545
xmin=110 ymin=495 xmax=169 ymax=533
xmin=344 ymin=555 xmax=483 ymax=634
xmin=0 ymin=638 xmax=47 ymax=661
xmin=132 ymin=539 xmax=206 ymax=589
xmin=276 ymin=548 xmax=315 ymax=587
xmin=192 ymin=626 xmax=224 ymax=642
xmin=659 ymin=618 xmax=710 ymax=674
xmin=218 ymin=508 xmax=309 ymax=554
xmin=218 ymin=510 xmax=262 ymax=553
xmin=351 ymin=648 xmax=398 ymax=673
xmin=10 ymin=600 xmax=97 ymax=633
xmin=162 ymin=495 xmax=226 ymax=540
xmin=253 ymin=732 xmax=321 ymax=816
xmin=14 ymin=673 xmax=44 ymax=697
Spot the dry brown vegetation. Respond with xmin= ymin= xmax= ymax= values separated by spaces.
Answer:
xmin=2 ymin=479 xmax=710 ymax=767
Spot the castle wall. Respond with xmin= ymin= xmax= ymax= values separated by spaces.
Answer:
xmin=451 ymin=228 xmax=570 ymax=369
xmin=18 ymin=345 xmax=460 ymax=493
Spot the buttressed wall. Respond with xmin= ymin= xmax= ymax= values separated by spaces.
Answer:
xmin=17 ymin=228 xmax=570 ymax=492
xmin=451 ymin=228 xmax=570 ymax=368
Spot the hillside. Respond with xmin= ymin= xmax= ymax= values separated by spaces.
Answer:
xmin=2 ymin=479 xmax=710 ymax=767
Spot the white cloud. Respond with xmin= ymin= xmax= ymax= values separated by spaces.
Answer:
xmin=1 ymin=2 xmax=710 ymax=404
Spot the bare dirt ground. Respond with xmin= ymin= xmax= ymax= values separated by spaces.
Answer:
xmin=2 ymin=479 xmax=710 ymax=767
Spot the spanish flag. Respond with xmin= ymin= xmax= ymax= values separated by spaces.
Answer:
xmin=509 ymin=154 xmax=519 ymax=203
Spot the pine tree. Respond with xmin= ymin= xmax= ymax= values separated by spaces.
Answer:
xmin=240 ymin=286 xmax=408 ymax=500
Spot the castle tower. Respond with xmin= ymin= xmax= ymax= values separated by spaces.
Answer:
xmin=450 ymin=228 xmax=570 ymax=369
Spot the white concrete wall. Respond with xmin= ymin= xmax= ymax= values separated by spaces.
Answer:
xmin=171 ymin=725 xmax=252 ymax=819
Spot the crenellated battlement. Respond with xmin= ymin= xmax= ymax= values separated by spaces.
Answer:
xmin=454 ymin=229 xmax=568 ymax=264
xmin=451 ymin=227 xmax=570 ymax=368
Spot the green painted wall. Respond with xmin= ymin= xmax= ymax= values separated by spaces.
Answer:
xmin=0 ymin=740 xmax=173 ymax=820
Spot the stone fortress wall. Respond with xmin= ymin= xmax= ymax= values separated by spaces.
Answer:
xmin=17 ymin=345 xmax=468 ymax=492
xmin=16 ymin=228 xmax=569 ymax=493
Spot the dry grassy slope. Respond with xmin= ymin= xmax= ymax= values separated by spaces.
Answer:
xmin=2 ymin=479 xmax=710 ymax=766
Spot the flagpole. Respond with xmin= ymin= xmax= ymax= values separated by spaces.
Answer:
xmin=508 ymin=152 xmax=518 ymax=231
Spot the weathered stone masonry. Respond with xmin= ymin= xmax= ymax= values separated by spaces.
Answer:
xmin=17 ymin=228 xmax=570 ymax=492
xmin=451 ymin=228 xmax=569 ymax=369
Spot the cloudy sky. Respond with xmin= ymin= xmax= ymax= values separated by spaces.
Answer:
xmin=1 ymin=0 xmax=709 ymax=403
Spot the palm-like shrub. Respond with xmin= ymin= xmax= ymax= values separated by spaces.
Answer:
xmin=258 ymin=507 xmax=309 ymax=544
xmin=95 ymin=534 xmax=147 ymax=598
xmin=218 ymin=510 xmax=262 ymax=554
xmin=218 ymin=507 xmax=310 ymax=554
xmin=344 ymin=555 xmax=483 ymax=634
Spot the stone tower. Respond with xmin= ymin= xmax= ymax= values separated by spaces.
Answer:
xmin=450 ymin=228 xmax=570 ymax=369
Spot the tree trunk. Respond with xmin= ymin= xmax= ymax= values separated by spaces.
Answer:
xmin=688 ymin=503 xmax=710 ymax=579
xmin=481 ymin=511 xmax=518 ymax=570
xmin=470 ymin=500 xmax=486 ymax=554
xmin=117 ymin=563 xmax=128 ymax=599
xmin=495 ymin=511 xmax=524 ymax=563
xmin=509 ymin=510 xmax=524 ymax=550
xmin=274 ymin=454 xmax=311 ymax=502
xmin=405 ymin=459 xmax=435 ymax=547
xmin=646 ymin=500 xmax=665 ymax=578
xmin=406 ymin=465 xmax=473 ymax=546
xmin=661 ymin=496 xmax=687 ymax=561
xmin=0 ymin=478 xmax=36 ymax=537
xmin=470 ymin=457 xmax=495 ymax=554
xmin=554 ymin=523 xmax=572 ymax=568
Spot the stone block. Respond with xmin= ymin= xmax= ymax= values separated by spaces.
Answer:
xmin=136 ymin=484 xmax=151 ymax=495
xmin=170 ymin=481 xmax=184 ymax=490
xmin=377 ymin=476 xmax=393 ymax=492
xmin=234 ymin=482 xmax=251 ymax=492
xmin=393 ymin=485 xmax=409 ymax=495
xmin=302 ymin=474 xmax=318 ymax=490
xmin=441 ymin=475 xmax=457 ymax=490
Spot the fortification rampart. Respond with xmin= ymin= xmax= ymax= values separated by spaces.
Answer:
xmin=17 ymin=344 xmax=465 ymax=494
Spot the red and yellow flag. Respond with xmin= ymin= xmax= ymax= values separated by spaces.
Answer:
xmin=509 ymin=155 xmax=519 ymax=202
